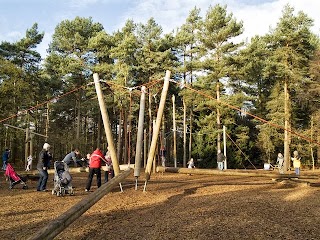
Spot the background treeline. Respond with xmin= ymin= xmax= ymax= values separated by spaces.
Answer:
xmin=1 ymin=4 xmax=320 ymax=169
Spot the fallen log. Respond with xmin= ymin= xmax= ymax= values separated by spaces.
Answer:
xmin=27 ymin=168 xmax=132 ymax=240
xmin=156 ymin=166 xmax=319 ymax=179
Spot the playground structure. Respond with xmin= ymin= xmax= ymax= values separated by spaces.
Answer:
xmin=28 ymin=71 xmax=171 ymax=239
xmin=1 ymin=69 xmax=320 ymax=239
xmin=3 ymin=123 xmax=47 ymax=170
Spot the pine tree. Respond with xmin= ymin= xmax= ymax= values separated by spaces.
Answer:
xmin=45 ymin=17 xmax=105 ymax=147
xmin=195 ymin=4 xmax=243 ymax=164
xmin=263 ymin=5 xmax=316 ymax=170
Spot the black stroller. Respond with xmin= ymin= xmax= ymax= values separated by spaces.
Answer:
xmin=52 ymin=161 xmax=74 ymax=196
xmin=5 ymin=163 xmax=28 ymax=189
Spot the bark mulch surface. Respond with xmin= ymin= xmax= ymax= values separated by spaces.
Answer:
xmin=1 ymin=169 xmax=320 ymax=240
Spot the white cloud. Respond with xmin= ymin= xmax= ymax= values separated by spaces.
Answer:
xmin=0 ymin=31 xmax=23 ymax=42
xmin=37 ymin=31 xmax=53 ymax=60
xmin=120 ymin=0 xmax=320 ymax=40
xmin=68 ymin=0 xmax=100 ymax=9
xmin=2 ymin=0 xmax=319 ymax=59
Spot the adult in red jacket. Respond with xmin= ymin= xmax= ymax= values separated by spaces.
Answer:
xmin=85 ymin=148 xmax=106 ymax=192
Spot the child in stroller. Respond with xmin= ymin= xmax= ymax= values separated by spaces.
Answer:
xmin=5 ymin=163 xmax=28 ymax=189
xmin=52 ymin=161 xmax=74 ymax=196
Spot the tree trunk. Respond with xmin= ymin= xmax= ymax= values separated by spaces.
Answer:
xmin=128 ymin=91 xmax=132 ymax=164
xmin=216 ymin=80 xmax=221 ymax=154
xmin=283 ymin=80 xmax=290 ymax=172
xmin=45 ymin=102 xmax=50 ymax=142
xmin=117 ymin=105 xmax=123 ymax=164
xmin=76 ymin=96 xmax=81 ymax=140
xmin=123 ymin=111 xmax=128 ymax=165
xmin=188 ymin=109 xmax=193 ymax=160
xmin=172 ymin=95 xmax=177 ymax=168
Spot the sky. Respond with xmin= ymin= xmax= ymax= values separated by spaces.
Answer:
xmin=0 ymin=0 xmax=320 ymax=59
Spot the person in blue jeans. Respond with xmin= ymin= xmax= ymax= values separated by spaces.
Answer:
xmin=2 ymin=148 xmax=10 ymax=170
xmin=36 ymin=143 xmax=52 ymax=191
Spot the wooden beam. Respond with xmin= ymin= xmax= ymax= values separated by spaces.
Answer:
xmin=156 ymin=166 xmax=319 ymax=178
xmin=27 ymin=168 xmax=132 ymax=240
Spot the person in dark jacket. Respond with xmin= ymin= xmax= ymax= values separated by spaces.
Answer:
xmin=62 ymin=149 xmax=80 ymax=168
xmin=85 ymin=148 xmax=107 ymax=192
xmin=217 ymin=150 xmax=226 ymax=170
xmin=2 ymin=148 xmax=10 ymax=170
xmin=36 ymin=143 xmax=52 ymax=191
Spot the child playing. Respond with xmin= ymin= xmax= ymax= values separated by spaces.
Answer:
xmin=26 ymin=155 xmax=33 ymax=171
xmin=188 ymin=158 xmax=195 ymax=169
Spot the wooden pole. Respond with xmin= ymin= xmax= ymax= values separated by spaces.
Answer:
xmin=25 ymin=128 xmax=29 ymax=168
xmin=93 ymin=73 xmax=120 ymax=176
xmin=134 ymin=86 xmax=146 ymax=180
xmin=144 ymin=71 xmax=171 ymax=186
xmin=172 ymin=95 xmax=177 ymax=168
xmin=144 ymin=129 xmax=147 ymax=168
xmin=223 ymin=125 xmax=227 ymax=170
xmin=3 ymin=124 xmax=47 ymax=168
xmin=30 ymin=133 xmax=34 ymax=170
xmin=28 ymin=168 xmax=132 ymax=240
xmin=183 ymin=98 xmax=187 ymax=167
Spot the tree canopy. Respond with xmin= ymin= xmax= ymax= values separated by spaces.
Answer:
xmin=0 ymin=4 xmax=319 ymax=170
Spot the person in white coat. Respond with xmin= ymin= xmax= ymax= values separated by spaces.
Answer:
xmin=276 ymin=153 xmax=284 ymax=174
xmin=26 ymin=155 xmax=33 ymax=171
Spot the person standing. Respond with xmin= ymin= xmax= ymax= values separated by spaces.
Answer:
xmin=276 ymin=153 xmax=284 ymax=174
xmin=291 ymin=150 xmax=301 ymax=176
xmin=85 ymin=148 xmax=106 ymax=192
xmin=160 ymin=147 xmax=166 ymax=167
xmin=2 ymin=148 xmax=10 ymax=170
xmin=37 ymin=143 xmax=52 ymax=191
xmin=217 ymin=150 xmax=226 ymax=170
xmin=25 ymin=155 xmax=33 ymax=171
xmin=62 ymin=149 xmax=80 ymax=168
xmin=187 ymin=158 xmax=195 ymax=169
xmin=104 ymin=148 xmax=114 ymax=183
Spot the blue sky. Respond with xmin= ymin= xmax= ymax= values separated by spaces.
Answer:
xmin=0 ymin=0 xmax=319 ymax=58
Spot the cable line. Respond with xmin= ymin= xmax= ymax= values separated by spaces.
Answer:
xmin=170 ymin=79 xmax=320 ymax=147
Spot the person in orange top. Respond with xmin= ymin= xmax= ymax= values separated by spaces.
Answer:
xmin=85 ymin=148 xmax=107 ymax=192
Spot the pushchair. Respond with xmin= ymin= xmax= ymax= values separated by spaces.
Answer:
xmin=5 ymin=163 xmax=28 ymax=189
xmin=52 ymin=161 xmax=74 ymax=196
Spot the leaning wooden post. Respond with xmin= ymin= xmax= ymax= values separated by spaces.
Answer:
xmin=144 ymin=70 xmax=171 ymax=191
xmin=134 ymin=86 xmax=146 ymax=190
xmin=93 ymin=73 xmax=120 ymax=176
xmin=172 ymin=95 xmax=177 ymax=168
